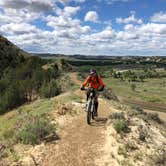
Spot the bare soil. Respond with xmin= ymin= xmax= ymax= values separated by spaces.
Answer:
xmin=40 ymin=99 xmax=111 ymax=166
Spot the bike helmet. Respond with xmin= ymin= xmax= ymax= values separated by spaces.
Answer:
xmin=90 ymin=69 xmax=97 ymax=75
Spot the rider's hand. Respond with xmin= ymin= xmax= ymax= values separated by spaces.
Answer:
xmin=98 ymin=86 xmax=104 ymax=91
xmin=80 ymin=86 xmax=85 ymax=91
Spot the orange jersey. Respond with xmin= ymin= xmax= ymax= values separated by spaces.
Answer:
xmin=82 ymin=75 xmax=105 ymax=89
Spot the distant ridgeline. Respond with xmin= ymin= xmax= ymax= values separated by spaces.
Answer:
xmin=0 ymin=35 xmax=61 ymax=114
xmin=66 ymin=56 xmax=166 ymax=68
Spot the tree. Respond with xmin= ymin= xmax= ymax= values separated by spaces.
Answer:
xmin=40 ymin=80 xmax=61 ymax=98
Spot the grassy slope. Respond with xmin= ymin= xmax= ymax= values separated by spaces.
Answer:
xmin=0 ymin=99 xmax=55 ymax=138
xmin=0 ymin=73 xmax=80 ymax=139
xmin=104 ymin=77 xmax=166 ymax=104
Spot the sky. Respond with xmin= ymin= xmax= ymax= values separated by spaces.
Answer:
xmin=0 ymin=0 xmax=166 ymax=56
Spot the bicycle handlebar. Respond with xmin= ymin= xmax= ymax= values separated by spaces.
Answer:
xmin=81 ymin=86 xmax=105 ymax=91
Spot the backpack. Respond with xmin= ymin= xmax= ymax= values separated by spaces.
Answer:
xmin=89 ymin=74 xmax=100 ymax=83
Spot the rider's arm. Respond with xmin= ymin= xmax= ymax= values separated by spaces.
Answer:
xmin=82 ymin=76 xmax=90 ymax=87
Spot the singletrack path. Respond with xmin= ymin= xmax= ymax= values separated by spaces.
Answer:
xmin=41 ymin=73 xmax=112 ymax=166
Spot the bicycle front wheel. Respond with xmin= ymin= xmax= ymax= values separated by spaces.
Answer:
xmin=87 ymin=100 xmax=92 ymax=125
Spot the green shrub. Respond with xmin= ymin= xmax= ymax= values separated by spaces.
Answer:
xmin=0 ymin=83 xmax=23 ymax=114
xmin=134 ymin=106 xmax=144 ymax=113
xmin=132 ymin=106 xmax=144 ymax=115
xmin=127 ymin=106 xmax=145 ymax=117
xmin=109 ymin=112 xmax=125 ymax=120
xmin=138 ymin=125 xmax=148 ymax=141
xmin=16 ymin=115 xmax=55 ymax=145
xmin=40 ymin=80 xmax=61 ymax=98
xmin=113 ymin=120 xmax=130 ymax=134
xmin=147 ymin=112 xmax=162 ymax=124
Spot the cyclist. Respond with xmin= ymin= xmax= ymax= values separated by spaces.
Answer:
xmin=80 ymin=69 xmax=105 ymax=116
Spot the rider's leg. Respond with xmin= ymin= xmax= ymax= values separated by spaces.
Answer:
xmin=85 ymin=89 xmax=90 ymax=110
xmin=86 ymin=89 xmax=90 ymax=101
xmin=94 ymin=94 xmax=99 ymax=116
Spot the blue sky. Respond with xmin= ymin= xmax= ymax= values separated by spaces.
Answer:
xmin=0 ymin=0 xmax=166 ymax=55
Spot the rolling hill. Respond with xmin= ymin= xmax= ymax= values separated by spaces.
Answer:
xmin=0 ymin=35 xmax=29 ymax=73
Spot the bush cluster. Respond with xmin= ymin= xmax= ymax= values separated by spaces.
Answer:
xmin=0 ymin=56 xmax=61 ymax=114
xmin=112 ymin=68 xmax=166 ymax=82
xmin=113 ymin=120 xmax=130 ymax=134
xmin=16 ymin=114 xmax=55 ymax=145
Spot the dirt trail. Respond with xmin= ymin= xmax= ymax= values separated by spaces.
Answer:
xmin=41 ymin=73 xmax=112 ymax=166
xmin=41 ymin=99 xmax=111 ymax=166
xmin=70 ymin=72 xmax=82 ymax=85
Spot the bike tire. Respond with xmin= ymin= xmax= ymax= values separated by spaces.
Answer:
xmin=87 ymin=109 xmax=91 ymax=124
xmin=87 ymin=100 xmax=92 ymax=124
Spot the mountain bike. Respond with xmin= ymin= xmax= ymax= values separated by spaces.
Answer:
xmin=85 ymin=88 xmax=98 ymax=125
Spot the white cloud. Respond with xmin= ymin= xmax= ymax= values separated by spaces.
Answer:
xmin=0 ymin=0 xmax=56 ymax=12
xmin=0 ymin=0 xmax=86 ymax=11
xmin=0 ymin=0 xmax=165 ymax=55
xmin=0 ymin=22 xmax=39 ymax=35
xmin=139 ymin=23 xmax=166 ymax=35
xmin=0 ymin=8 xmax=39 ymax=25
xmin=116 ymin=31 xmax=139 ymax=40
xmin=116 ymin=14 xmax=143 ymax=24
xmin=2 ymin=21 xmax=166 ymax=55
xmin=44 ymin=5 xmax=90 ymax=40
xmin=124 ymin=24 xmax=135 ymax=31
xmin=46 ymin=15 xmax=80 ymax=29
xmin=63 ymin=6 xmax=80 ymax=16
xmin=150 ymin=12 xmax=166 ymax=23
xmin=82 ymin=26 xmax=115 ymax=44
xmin=0 ymin=0 xmax=30 ymax=9
xmin=54 ymin=6 xmax=80 ymax=17
xmin=84 ymin=11 xmax=99 ymax=23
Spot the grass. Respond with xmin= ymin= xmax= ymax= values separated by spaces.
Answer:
xmin=109 ymin=112 xmax=125 ymax=120
xmin=0 ymin=98 xmax=55 ymax=143
xmin=104 ymin=77 xmax=166 ymax=106
xmin=113 ymin=119 xmax=130 ymax=134
xmin=16 ymin=114 xmax=55 ymax=145
xmin=77 ymin=67 xmax=166 ymax=107
xmin=0 ymin=89 xmax=83 ymax=143
xmin=0 ymin=84 xmax=82 ymax=161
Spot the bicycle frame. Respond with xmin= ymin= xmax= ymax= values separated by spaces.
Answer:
xmin=86 ymin=88 xmax=96 ymax=124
